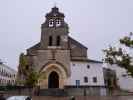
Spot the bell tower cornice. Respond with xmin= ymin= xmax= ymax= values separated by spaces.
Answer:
xmin=41 ymin=6 xmax=68 ymax=29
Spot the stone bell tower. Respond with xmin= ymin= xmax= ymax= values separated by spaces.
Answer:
xmin=41 ymin=6 xmax=69 ymax=49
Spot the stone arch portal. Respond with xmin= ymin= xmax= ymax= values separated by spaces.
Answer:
xmin=39 ymin=63 xmax=68 ymax=89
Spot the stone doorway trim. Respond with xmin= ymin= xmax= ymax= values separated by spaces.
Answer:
xmin=39 ymin=63 xmax=68 ymax=89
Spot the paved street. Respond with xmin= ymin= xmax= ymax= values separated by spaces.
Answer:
xmin=32 ymin=96 xmax=133 ymax=100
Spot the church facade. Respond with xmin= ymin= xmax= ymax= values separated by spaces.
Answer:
xmin=18 ymin=7 xmax=107 ymax=95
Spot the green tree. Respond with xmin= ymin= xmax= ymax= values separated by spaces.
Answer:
xmin=17 ymin=53 xmax=40 ymax=87
xmin=103 ymin=32 xmax=133 ymax=77
xmin=17 ymin=53 xmax=28 ymax=85
xmin=25 ymin=70 xmax=39 ymax=87
xmin=18 ymin=53 xmax=29 ymax=76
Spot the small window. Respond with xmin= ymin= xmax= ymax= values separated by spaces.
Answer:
xmin=76 ymin=80 xmax=80 ymax=87
xmin=84 ymin=77 xmax=88 ymax=83
xmin=26 ymin=65 xmax=29 ymax=70
xmin=73 ymin=64 xmax=75 ymax=66
xmin=104 ymin=79 xmax=108 ymax=86
xmin=49 ymin=36 xmax=53 ymax=46
xmin=56 ymin=36 xmax=60 ymax=46
xmin=87 ymin=65 xmax=90 ymax=69
xmin=93 ymin=77 xmax=97 ymax=83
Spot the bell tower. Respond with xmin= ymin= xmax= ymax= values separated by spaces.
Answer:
xmin=41 ymin=6 xmax=69 ymax=49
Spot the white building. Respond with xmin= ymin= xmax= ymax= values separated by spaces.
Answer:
xmin=104 ymin=63 xmax=133 ymax=92
xmin=0 ymin=61 xmax=17 ymax=86
xmin=66 ymin=61 xmax=107 ymax=96
xmin=67 ymin=61 xmax=104 ymax=87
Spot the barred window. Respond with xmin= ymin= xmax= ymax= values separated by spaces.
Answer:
xmin=93 ymin=77 xmax=97 ymax=83
xmin=84 ymin=76 xmax=88 ymax=83
xmin=87 ymin=65 xmax=90 ymax=69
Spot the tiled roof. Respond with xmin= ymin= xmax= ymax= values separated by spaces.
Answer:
xmin=27 ymin=42 xmax=41 ymax=51
xmin=68 ymin=36 xmax=88 ymax=49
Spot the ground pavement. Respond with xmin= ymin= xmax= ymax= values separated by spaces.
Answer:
xmin=32 ymin=96 xmax=133 ymax=100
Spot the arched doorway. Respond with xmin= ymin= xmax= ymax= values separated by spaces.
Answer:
xmin=48 ymin=71 xmax=59 ymax=88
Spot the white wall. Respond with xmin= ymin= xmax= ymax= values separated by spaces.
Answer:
xmin=67 ymin=61 xmax=105 ymax=86
xmin=0 ymin=63 xmax=17 ymax=85
xmin=105 ymin=63 xmax=133 ymax=92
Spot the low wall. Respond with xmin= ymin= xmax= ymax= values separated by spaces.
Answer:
xmin=65 ymin=87 xmax=107 ymax=96
xmin=0 ymin=86 xmax=109 ymax=96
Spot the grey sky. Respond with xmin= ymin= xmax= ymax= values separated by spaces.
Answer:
xmin=0 ymin=0 xmax=133 ymax=70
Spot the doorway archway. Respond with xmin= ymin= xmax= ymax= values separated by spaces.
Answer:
xmin=48 ymin=71 xmax=59 ymax=88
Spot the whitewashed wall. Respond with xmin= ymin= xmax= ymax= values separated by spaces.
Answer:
xmin=67 ymin=61 xmax=105 ymax=86
xmin=0 ymin=63 xmax=17 ymax=85
xmin=104 ymin=63 xmax=133 ymax=92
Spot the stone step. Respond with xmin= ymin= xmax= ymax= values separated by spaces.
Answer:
xmin=39 ymin=89 xmax=67 ymax=96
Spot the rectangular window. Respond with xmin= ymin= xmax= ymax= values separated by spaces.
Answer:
xmin=93 ymin=77 xmax=97 ymax=83
xmin=84 ymin=77 xmax=88 ymax=83
xmin=76 ymin=80 xmax=80 ymax=87
xmin=87 ymin=65 xmax=90 ymax=69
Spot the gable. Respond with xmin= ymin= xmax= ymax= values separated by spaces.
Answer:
xmin=68 ymin=36 xmax=88 ymax=60
xmin=68 ymin=37 xmax=88 ymax=49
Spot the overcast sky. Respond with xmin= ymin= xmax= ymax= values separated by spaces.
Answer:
xmin=0 ymin=0 xmax=133 ymax=70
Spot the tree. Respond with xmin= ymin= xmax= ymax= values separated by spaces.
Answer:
xmin=24 ymin=70 xmax=39 ymax=87
xmin=103 ymin=32 xmax=133 ymax=77
xmin=18 ymin=53 xmax=28 ymax=76
xmin=17 ymin=53 xmax=28 ymax=85
xmin=17 ymin=53 xmax=40 ymax=87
